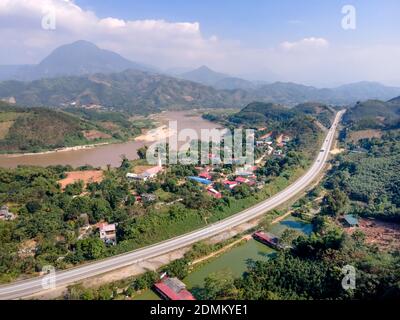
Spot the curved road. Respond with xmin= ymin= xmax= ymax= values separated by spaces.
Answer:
xmin=0 ymin=111 xmax=344 ymax=300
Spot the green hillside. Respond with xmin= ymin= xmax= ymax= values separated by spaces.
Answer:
xmin=228 ymin=102 xmax=296 ymax=127
xmin=0 ymin=103 xmax=142 ymax=153
xmin=343 ymin=99 xmax=400 ymax=129
xmin=294 ymin=102 xmax=336 ymax=128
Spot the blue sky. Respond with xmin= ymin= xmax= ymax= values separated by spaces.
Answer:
xmin=75 ymin=0 xmax=399 ymax=47
xmin=1 ymin=0 xmax=400 ymax=85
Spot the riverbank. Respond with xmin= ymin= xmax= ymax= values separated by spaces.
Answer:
xmin=0 ymin=111 xmax=221 ymax=168
xmin=0 ymin=142 xmax=112 ymax=157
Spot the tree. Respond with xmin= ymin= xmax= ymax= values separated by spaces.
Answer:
xmin=232 ymin=184 xmax=252 ymax=199
xmin=322 ymin=189 xmax=349 ymax=216
xmin=90 ymin=198 xmax=112 ymax=223
xmin=280 ymin=229 xmax=302 ymax=246
xmin=203 ymin=270 xmax=235 ymax=300
xmin=162 ymin=258 xmax=189 ymax=279
xmin=75 ymin=238 xmax=106 ymax=260
xmin=25 ymin=201 xmax=42 ymax=214
xmin=137 ymin=146 xmax=148 ymax=160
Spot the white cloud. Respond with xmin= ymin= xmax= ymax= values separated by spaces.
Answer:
xmin=280 ymin=37 xmax=329 ymax=51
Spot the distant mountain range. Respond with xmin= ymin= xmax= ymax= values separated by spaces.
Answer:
xmin=0 ymin=40 xmax=155 ymax=81
xmin=179 ymin=65 xmax=256 ymax=90
xmin=0 ymin=70 xmax=250 ymax=114
xmin=1 ymin=40 xmax=400 ymax=113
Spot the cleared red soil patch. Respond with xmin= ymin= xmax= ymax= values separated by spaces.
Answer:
xmin=348 ymin=130 xmax=382 ymax=143
xmin=83 ymin=130 xmax=112 ymax=141
xmin=58 ymin=170 xmax=104 ymax=190
xmin=346 ymin=218 xmax=400 ymax=251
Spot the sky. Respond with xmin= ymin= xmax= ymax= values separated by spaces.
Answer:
xmin=0 ymin=0 xmax=400 ymax=86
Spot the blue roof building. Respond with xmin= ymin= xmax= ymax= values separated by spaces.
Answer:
xmin=188 ymin=176 xmax=213 ymax=185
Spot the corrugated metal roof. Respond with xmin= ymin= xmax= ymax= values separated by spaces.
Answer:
xmin=344 ymin=214 xmax=359 ymax=226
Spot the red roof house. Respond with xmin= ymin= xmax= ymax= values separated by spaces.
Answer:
xmin=153 ymin=277 xmax=195 ymax=300
xmin=223 ymin=180 xmax=238 ymax=189
xmin=199 ymin=171 xmax=212 ymax=180
xmin=207 ymin=187 xmax=222 ymax=199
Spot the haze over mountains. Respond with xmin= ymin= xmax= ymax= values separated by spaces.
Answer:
xmin=0 ymin=40 xmax=154 ymax=81
xmin=1 ymin=40 xmax=400 ymax=114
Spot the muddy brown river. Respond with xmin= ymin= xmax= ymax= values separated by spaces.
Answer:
xmin=0 ymin=111 xmax=221 ymax=168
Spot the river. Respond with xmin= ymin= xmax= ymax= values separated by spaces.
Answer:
xmin=133 ymin=215 xmax=313 ymax=300
xmin=0 ymin=111 xmax=220 ymax=168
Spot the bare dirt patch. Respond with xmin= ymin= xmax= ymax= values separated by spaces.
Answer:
xmin=348 ymin=130 xmax=382 ymax=143
xmin=99 ymin=121 xmax=119 ymax=131
xmin=83 ymin=130 xmax=112 ymax=141
xmin=133 ymin=165 xmax=155 ymax=174
xmin=346 ymin=218 xmax=400 ymax=251
xmin=58 ymin=170 xmax=104 ymax=190
xmin=330 ymin=148 xmax=345 ymax=155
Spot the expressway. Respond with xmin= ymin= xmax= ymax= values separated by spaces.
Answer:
xmin=0 ymin=110 xmax=345 ymax=300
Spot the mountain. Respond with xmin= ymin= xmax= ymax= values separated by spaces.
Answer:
xmin=0 ymin=70 xmax=250 ymax=114
xmin=0 ymin=40 xmax=155 ymax=81
xmin=252 ymin=81 xmax=400 ymax=106
xmin=180 ymin=65 xmax=230 ymax=86
xmin=331 ymin=82 xmax=400 ymax=103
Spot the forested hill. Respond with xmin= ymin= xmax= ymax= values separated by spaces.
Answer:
xmin=343 ymin=98 xmax=400 ymax=129
xmin=204 ymin=101 xmax=327 ymax=152
xmin=227 ymin=101 xmax=335 ymax=130
xmin=0 ymin=103 xmax=141 ymax=153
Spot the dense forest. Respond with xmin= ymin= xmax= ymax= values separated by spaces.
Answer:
xmin=325 ymin=129 xmax=400 ymax=222
xmin=343 ymin=98 xmax=400 ymax=130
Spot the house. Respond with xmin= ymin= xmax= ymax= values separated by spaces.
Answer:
xmin=153 ymin=276 xmax=195 ymax=300
xmin=235 ymin=176 xmax=248 ymax=184
xmin=126 ymin=165 xmax=164 ymax=182
xmin=99 ymin=223 xmax=117 ymax=245
xmin=223 ymin=180 xmax=238 ymax=189
xmin=126 ymin=172 xmax=147 ymax=181
xmin=207 ymin=187 xmax=222 ymax=199
xmin=141 ymin=193 xmax=157 ymax=203
xmin=253 ymin=231 xmax=285 ymax=250
xmin=199 ymin=171 xmax=212 ymax=180
xmin=188 ymin=176 xmax=213 ymax=185
xmin=0 ymin=205 xmax=14 ymax=221
xmin=126 ymin=157 xmax=164 ymax=182
xmin=343 ymin=214 xmax=359 ymax=227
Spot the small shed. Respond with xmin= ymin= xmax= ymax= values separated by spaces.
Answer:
xmin=343 ymin=214 xmax=359 ymax=227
